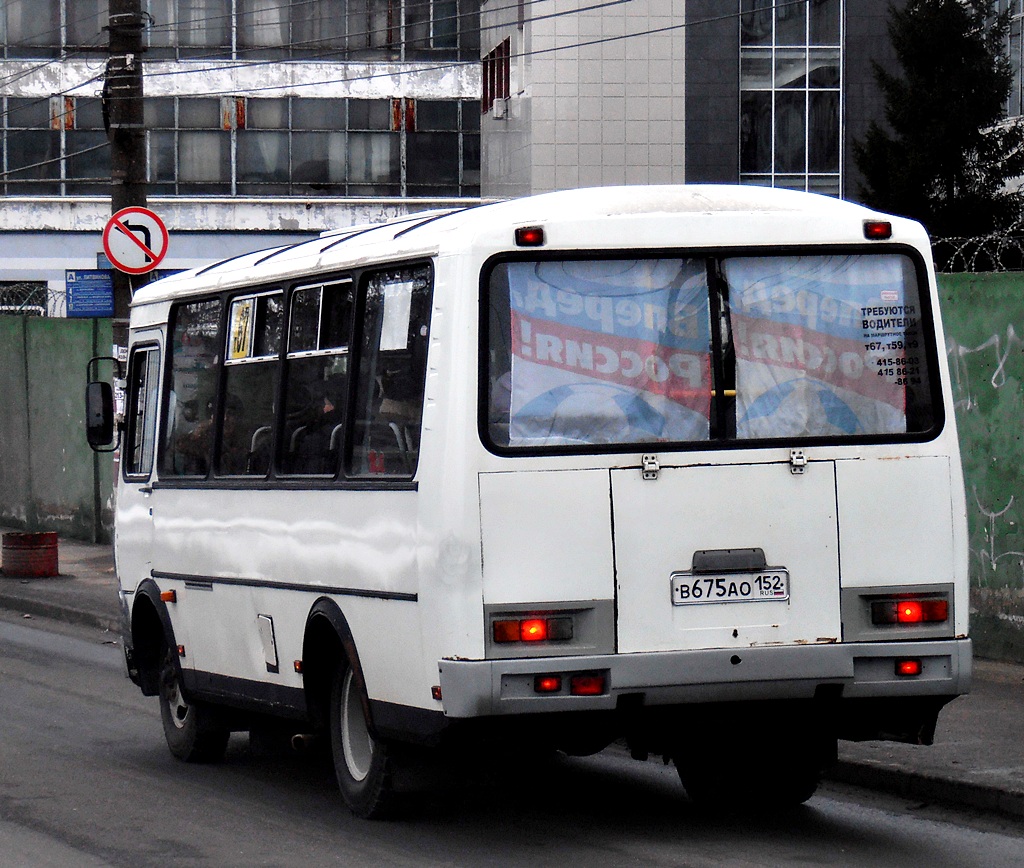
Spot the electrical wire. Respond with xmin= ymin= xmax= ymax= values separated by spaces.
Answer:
xmin=0 ymin=0 xmax=811 ymax=179
xmin=113 ymin=1 xmax=804 ymax=101
xmin=0 ymin=138 xmax=109 ymax=180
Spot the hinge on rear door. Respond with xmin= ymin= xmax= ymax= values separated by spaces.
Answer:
xmin=642 ymin=453 xmax=660 ymax=481
xmin=789 ymin=449 xmax=808 ymax=475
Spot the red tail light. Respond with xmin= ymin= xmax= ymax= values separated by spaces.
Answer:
xmin=492 ymin=616 xmax=574 ymax=643
xmin=896 ymin=659 xmax=922 ymax=677
xmin=897 ymin=601 xmax=923 ymax=623
xmin=871 ymin=598 xmax=949 ymax=625
xmin=570 ymin=674 xmax=605 ymax=696
xmin=534 ymin=675 xmax=562 ymax=693
xmin=520 ymin=619 xmax=547 ymax=642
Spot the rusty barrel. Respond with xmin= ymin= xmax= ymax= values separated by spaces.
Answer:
xmin=2 ymin=531 xmax=59 ymax=578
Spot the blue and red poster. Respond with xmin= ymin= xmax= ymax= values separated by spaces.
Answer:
xmin=505 ymin=259 xmax=713 ymax=446
xmin=724 ymin=255 xmax=918 ymax=438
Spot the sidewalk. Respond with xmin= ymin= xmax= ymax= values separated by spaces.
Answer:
xmin=2 ymin=529 xmax=1023 ymax=820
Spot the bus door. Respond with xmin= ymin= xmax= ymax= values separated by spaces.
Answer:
xmin=611 ymin=459 xmax=841 ymax=654
xmin=118 ymin=334 xmax=164 ymax=594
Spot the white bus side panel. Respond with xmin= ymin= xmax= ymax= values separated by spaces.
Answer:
xmin=612 ymin=461 xmax=841 ymax=654
xmin=149 ymin=489 xmax=425 ymax=708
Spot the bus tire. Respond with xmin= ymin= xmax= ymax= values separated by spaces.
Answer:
xmin=329 ymin=661 xmax=395 ymax=819
xmin=675 ymin=748 xmax=820 ymax=809
xmin=158 ymin=647 xmax=230 ymax=763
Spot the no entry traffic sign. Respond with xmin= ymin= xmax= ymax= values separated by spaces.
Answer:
xmin=103 ymin=206 xmax=169 ymax=275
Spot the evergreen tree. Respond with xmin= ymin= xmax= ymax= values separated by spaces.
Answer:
xmin=855 ymin=0 xmax=1024 ymax=237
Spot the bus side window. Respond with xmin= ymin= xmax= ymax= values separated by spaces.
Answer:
xmin=348 ymin=265 xmax=432 ymax=478
xmin=220 ymin=291 xmax=283 ymax=476
xmin=123 ymin=346 xmax=161 ymax=478
xmin=161 ymin=299 xmax=222 ymax=478
xmin=280 ymin=280 xmax=353 ymax=476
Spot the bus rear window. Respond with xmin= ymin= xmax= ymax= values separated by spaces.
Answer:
xmin=484 ymin=252 xmax=938 ymax=452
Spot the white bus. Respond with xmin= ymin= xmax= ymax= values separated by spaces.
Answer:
xmin=88 ymin=186 xmax=970 ymax=817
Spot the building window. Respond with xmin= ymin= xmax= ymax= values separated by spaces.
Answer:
xmin=739 ymin=0 xmax=842 ymax=196
xmin=1 ymin=1 xmax=61 ymax=58
xmin=3 ymin=98 xmax=61 ymax=195
xmin=2 ymin=0 xmax=479 ymax=60
xmin=482 ymin=38 xmax=511 ymax=115
xmin=1 ymin=93 xmax=477 ymax=197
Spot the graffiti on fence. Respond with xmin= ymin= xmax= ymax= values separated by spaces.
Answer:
xmin=946 ymin=321 xmax=1024 ymax=589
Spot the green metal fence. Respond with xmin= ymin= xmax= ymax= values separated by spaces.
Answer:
xmin=0 ymin=317 xmax=114 ymax=543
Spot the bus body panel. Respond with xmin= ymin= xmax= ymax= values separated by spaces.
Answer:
xmin=479 ymin=469 xmax=614 ymax=605
xmin=147 ymin=488 xmax=428 ymax=710
xmin=835 ymin=455 xmax=955 ymax=586
xmin=612 ymin=460 xmax=841 ymax=654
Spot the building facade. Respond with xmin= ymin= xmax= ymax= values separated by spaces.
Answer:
xmin=0 ymin=0 xmax=482 ymax=313
xmin=479 ymin=0 xmax=898 ymax=201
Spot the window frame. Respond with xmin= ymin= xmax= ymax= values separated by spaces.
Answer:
xmin=478 ymin=244 xmax=946 ymax=458
xmin=738 ymin=0 xmax=843 ymax=196
xmin=122 ymin=343 xmax=163 ymax=481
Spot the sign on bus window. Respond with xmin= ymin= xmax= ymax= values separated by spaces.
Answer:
xmin=724 ymin=254 xmax=926 ymax=439
xmin=498 ymin=259 xmax=713 ymax=447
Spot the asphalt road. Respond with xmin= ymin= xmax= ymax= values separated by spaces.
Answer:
xmin=2 ymin=613 xmax=1022 ymax=868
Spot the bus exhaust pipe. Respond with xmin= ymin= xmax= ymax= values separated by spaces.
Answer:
xmin=291 ymin=733 xmax=319 ymax=753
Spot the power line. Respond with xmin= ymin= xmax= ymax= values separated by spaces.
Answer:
xmin=108 ymin=1 xmax=781 ymax=101
xmin=0 ymin=1 xmax=810 ymax=179
xmin=101 ymin=0 xmax=658 ymax=100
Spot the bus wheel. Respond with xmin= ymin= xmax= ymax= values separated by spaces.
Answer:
xmin=329 ymin=662 xmax=395 ymax=818
xmin=675 ymin=749 xmax=820 ymax=809
xmin=159 ymin=647 xmax=229 ymax=763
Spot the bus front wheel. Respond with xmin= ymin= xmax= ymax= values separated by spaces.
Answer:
xmin=329 ymin=662 xmax=395 ymax=818
xmin=158 ymin=647 xmax=229 ymax=763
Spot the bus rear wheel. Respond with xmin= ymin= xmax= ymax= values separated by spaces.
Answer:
xmin=329 ymin=661 xmax=395 ymax=819
xmin=672 ymin=719 xmax=829 ymax=810
xmin=676 ymin=751 xmax=821 ymax=809
xmin=158 ymin=647 xmax=229 ymax=763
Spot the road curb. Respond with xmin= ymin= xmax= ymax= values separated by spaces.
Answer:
xmin=0 ymin=588 xmax=119 ymax=634
xmin=828 ymin=759 xmax=1024 ymax=820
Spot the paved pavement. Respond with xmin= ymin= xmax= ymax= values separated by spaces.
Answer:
xmin=2 ymin=528 xmax=1023 ymax=821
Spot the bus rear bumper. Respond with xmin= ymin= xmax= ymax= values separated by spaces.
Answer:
xmin=437 ymin=638 xmax=972 ymax=719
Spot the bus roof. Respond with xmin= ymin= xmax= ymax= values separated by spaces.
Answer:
xmin=130 ymin=185 xmax=921 ymax=307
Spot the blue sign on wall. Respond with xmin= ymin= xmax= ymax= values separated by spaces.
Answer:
xmin=66 ymin=269 xmax=114 ymax=318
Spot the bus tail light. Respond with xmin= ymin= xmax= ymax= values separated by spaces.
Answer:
xmin=896 ymin=659 xmax=922 ymax=677
xmin=570 ymin=673 xmax=606 ymax=696
xmin=493 ymin=616 xmax=574 ymax=644
xmin=534 ymin=675 xmax=562 ymax=693
xmin=871 ymin=598 xmax=949 ymax=625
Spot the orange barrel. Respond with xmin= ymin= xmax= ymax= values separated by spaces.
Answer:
xmin=2 ymin=532 xmax=59 ymax=578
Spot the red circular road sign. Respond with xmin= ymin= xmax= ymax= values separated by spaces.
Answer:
xmin=103 ymin=206 xmax=169 ymax=275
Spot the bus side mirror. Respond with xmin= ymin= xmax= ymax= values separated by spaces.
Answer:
xmin=86 ymin=381 xmax=116 ymax=450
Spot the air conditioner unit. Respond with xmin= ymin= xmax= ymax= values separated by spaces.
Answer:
xmin=491 ymin=98 xmax=509 ymax=120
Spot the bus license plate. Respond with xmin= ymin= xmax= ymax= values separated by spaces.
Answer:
xmin=670 ymin=570 xmax=790 ymax=605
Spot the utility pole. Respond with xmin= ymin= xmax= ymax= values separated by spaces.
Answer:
xmin=105 ymin=0 xmax=147 ymax=324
